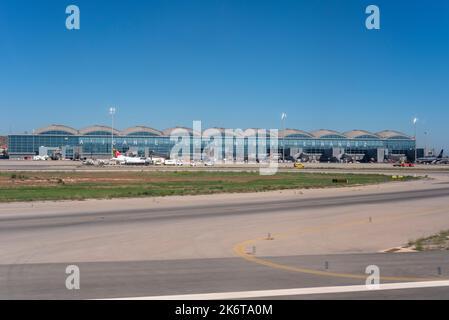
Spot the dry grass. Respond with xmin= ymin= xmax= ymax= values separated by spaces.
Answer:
xmin=0 ymin=171 xmax=413 ymax=202
xmin=408 ymin=230 xmax=449 ymax=251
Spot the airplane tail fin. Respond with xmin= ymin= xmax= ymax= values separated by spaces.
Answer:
xmin=113 ymin=149 xmax=121 ymax=158
xmin=438 ymin=149 xmax=444 ymax=159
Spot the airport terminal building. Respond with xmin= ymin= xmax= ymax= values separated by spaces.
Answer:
xmin=7 ymin=125 xmax=416 ymax=162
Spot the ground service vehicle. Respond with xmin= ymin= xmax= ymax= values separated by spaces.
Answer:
xmin=294 ymin=162 xmax=305 ymax=169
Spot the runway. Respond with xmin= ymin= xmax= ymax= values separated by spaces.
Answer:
xmin=1 ymin=252 xmax=449 ymax=299
xmin=1 ymin=174 xmax=449 ymax=299
xmin=2 ymin=187 xmax=449 ymax=232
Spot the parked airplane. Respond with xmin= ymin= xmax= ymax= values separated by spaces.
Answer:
xmin=416 ymin=149 xmax=447 ymax=164
xmin=112 ymin=150 xmax=148 ymax=165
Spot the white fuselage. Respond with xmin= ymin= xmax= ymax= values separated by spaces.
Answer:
xmin=113 ymin=155 xmax=146 ymax=165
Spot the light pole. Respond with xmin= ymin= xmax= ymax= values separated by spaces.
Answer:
xmin=423 ymin=131 xmax=428 ymax=156
xmin=32 ymin=129 xmax=35 ymax=156
xmin=109 ymin=107 xmax=116 ymax=157
xmin=413 ymin=117 xmax=418 ymax=162
xmin=281 ymin=112 xmax=287 ymax=162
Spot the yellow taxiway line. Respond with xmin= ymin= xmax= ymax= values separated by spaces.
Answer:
xmin=233 ymin=207 xmax=449 ymax=282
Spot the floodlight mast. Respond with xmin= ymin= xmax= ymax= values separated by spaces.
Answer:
xmin=110 ymin=107 xmax=116 ymax=158
xmin=413 ymin=117 xmax=418 ymax=163
xmin=281 ymin=112 xmax=287 ymax=162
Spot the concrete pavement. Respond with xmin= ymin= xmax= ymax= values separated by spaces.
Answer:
xmin=1 ymin=172 xmax=449 ymax=299
xmin=1 ymin=252 xmax=449 ymax=299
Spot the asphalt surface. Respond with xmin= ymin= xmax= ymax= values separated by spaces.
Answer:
xmin=1 ymin=175 xmax=449 ymax=299
xmin=1 ymin=252 xmax=448 ymax=299
xmin=2 ymin=187 xmax=449 ymax=232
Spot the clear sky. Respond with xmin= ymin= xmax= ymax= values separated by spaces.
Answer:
xmin=1 ymin=0 xmax=448 ymax=149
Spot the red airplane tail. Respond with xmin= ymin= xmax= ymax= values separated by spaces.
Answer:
xmin=113 ymin=149 xmax=121 ymax=158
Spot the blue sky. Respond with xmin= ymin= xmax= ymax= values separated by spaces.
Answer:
xmin=0 ymin=0 xmax=448 ymax=149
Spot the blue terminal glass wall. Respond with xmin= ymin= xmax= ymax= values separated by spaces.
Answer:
xmin=7 ymin=126 xmax=416 ymax=160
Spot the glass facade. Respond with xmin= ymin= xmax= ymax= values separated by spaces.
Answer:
xmin=7 ymin=127 xmax=416 ymax=160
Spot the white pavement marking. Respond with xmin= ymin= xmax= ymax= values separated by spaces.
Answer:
xmin=103 ymin=280 xmax=449 ymax=300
